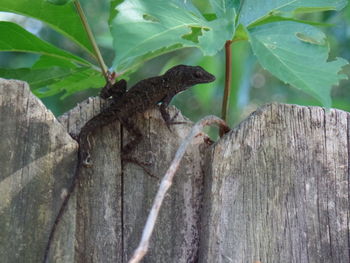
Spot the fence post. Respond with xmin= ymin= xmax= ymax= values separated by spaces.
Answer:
xmin=199 ymin=103 xmax=350 ymax=263
xmin=1 ymin=79 xmax=349 ymax=262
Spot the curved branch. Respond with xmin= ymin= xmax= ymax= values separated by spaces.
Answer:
xmin=128 ymin=115 xmax=230 ymax=263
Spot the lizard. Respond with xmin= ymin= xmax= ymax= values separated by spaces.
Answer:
xmin=43 ymin=64 xmax=215 ymax=262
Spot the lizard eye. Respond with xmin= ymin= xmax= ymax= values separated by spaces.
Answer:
xmin=194 ymin=71 xmax=203 ymax=78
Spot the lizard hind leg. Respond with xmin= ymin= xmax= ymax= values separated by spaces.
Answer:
xmin=120 ymin=117 xmax=143 ymax=156
xmin=120 ymin=117 xmax=157 ymax=178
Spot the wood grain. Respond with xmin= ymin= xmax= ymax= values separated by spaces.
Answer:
xmin=199 ymin=103 xmax=350 ymax=263
xmin=0 ymin=78 xmax=77 ymax=263
xmin=2 ymin=78 xmax=349 ymax=263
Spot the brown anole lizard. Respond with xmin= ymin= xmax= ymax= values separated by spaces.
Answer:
xmin=43 ymin=65 xmax=215 ymax=262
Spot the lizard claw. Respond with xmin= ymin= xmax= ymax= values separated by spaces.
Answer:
xmin=164 ymin=111 xmax=179 ymax=131
xmin=122 ymin=155 xmax=158 ymax=179
xmin=164 ymin=111 xmax=192 ymax=130
xmin=165 ymin=121 xmax=172 ymax=132
xmin=69 ymin=132 xmax=79 ymax=141
xmin=166 ymin=120 xmax=191 ymax=126
xmin=122 ymin=156 xmax=151 ymax=166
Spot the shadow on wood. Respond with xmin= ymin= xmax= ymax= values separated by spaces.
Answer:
xmin=0 ymin=79 xmax=349 ymax=262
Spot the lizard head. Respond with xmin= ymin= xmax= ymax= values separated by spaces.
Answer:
xmin=164 ymin=65 xmax=215 ymax=89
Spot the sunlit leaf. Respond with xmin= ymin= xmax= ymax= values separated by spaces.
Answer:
xmin=239 ymin=0 xmax=347 ymax=26
xmin=0 ymin=55 xmax=104 ymax=98
xmin=0 ymin=0 xmax=94 ymax=54
xmin=249 ymin=21 xmax=348 ymax=107
xmin=46 ymin=0 xmax=74 ymax=6
xmin=0 ymin=66 xmax=84 ymax=89
xmin=32 ymin=55 xmax=77 ymax=69
xmin=38 ymin=67 xmax=104 ymax=98
xmin=110 ymin=0 xmax=236 ymax=71
xmin=0 ymin=22 xmax=91 ymax=65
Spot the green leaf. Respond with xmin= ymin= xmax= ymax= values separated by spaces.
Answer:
xmin=278 ymin=0 xmax=348 ymax=14
xmin=0 ymin=22 xmax=91 ymax=66
xmin=239 ymin=0 xmax=347 ymax=26
xmin=32 ymin=56 xmax=104 ymax=98
xmin=209 ymin=0 xmax=236 ymax=19
xmin=0 ymin=0 xmax=94 ymax=55
xmin=233 ymin=24 xmax=249 ymax=41
xmin=32 ymin=55 xmax=77 ymax=69
xmin=46 ymin=0 xmax=74 ymax=5
xmin=110 ymin=0 xmax=235 ymax=71
xmin=0 ymin=66 xmax=104 ymax=98
xmin=238 ymin=0 xmax=294 ymax=26
xmin=295 ymin=32 xmax=325 ymax=45
xmin=0 ymin=53 xmax=104 ymax=98
xmin=37 ymin=67 xmax=104 ymax=98
xmin=248 ymin=21 xmax=348 ymax=107
xmin=0 ymin=66 xmax=84 ymax=89
xmin=248 ymin=15 xmax=334 ymax=29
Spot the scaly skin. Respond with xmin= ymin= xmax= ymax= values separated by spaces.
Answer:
xmin=43 ymin=65 xmax=215 ymax=262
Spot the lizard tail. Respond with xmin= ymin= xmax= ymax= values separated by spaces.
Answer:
xmin=43 ymin=153 xmax=82 ymax=263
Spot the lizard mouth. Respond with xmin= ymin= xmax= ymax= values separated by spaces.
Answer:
xmin=202 ymin=73 xmax=216 ymax=83
xmin=196 ymin=72 xmax=216 ymax=84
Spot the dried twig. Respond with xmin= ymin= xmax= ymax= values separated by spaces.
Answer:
xmin=128 ymin=115 xmax=230 ymax=263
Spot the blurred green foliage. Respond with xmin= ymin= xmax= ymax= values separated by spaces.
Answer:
xmin=0 ymin=0 xmax=349 ymax=129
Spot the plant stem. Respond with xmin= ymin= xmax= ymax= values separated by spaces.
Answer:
xmin=74 ymin=0 xmax=109 ymax=81
xmin=220 ymin=40 xmax=232 ymax=136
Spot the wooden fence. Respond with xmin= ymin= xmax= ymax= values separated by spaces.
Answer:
xmin=0 ymin=78 xmax=349 ymax=263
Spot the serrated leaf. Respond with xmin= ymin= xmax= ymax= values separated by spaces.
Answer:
xmin=110 ymin=0 xmax=235 ymax=71
xmin=0 ymin=21 xmax=91 ymax=66
xmin=248 ymin=21 xmax=348 ymax=107
xmin=239 ymin=0 xmax=347 ymax=26
xmin=0 ymin=0 xmax=94 ymax=55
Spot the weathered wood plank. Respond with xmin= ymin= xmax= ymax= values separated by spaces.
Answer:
xmin=57 ymin=97 xmax=209 ymax=262
xmin=0 ymin=78 xmax=208 ymax=263
xmin=121 ymin=107 xmax=208 ymax=263
xmin=199 ymin=103 xmax=350 ymax=263
xmin=58 ymin=97 xmax=123 ymax=263
xmin=0 ymin=78 xmax=77 ymax=263
xmin=2 ymin=78 xmax=349 ymax=263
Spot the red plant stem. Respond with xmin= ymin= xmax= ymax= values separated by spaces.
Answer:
xmin=220 ymin=40 xmax=233 ymax=136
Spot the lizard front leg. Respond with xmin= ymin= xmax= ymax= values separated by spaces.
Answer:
xmin=159 ymin=92 xmax=175 ymax=130
xmin=159 ymin=93 xmax=189 ymax=130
